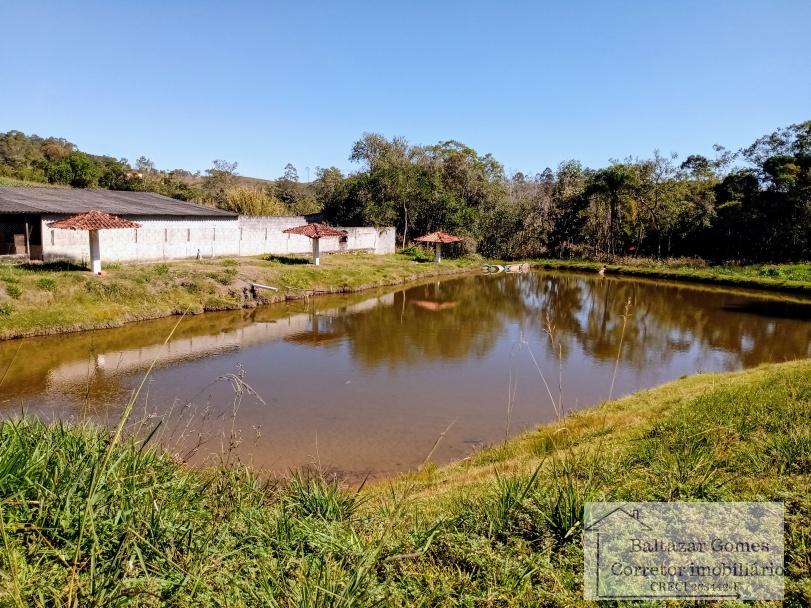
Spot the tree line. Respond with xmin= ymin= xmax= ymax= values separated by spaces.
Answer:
xmin=1 ymin=122 xmax=808 ymax=262
xmin=0 ymin=133 xmax=320 ymax=216
xmin=316 ymin=123 xmax=809 ymax=262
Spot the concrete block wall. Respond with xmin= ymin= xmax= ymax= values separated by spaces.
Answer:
xmin=40 ymin=214 xmax=395 ymax=263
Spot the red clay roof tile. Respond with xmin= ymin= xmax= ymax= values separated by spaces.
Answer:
xmin=283 ymin=223 xmax=347 ymax=238
xmin=47 ymin=210 xmax=142 ymax=230
xmin=414 ymin=231 xmax=462 ymax=244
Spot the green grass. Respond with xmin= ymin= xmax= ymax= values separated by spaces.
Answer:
xmin=0 ymin=360 xmax=809 ymax=605
xmin=0 ymin=254 xmax=481 ymax=340
xmin=399 ymin=245 xmax=436 ymax=263
xmin=534 ymin=258 xmax=811 ymax=294
xmin=1 ymin=254 xmax=809 ymax=340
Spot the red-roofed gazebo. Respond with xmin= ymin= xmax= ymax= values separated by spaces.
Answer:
xmin=48 ymin=210 xmax=141 ymax=274
xmin=414 ymin=231 xmax=462 ymax=263
xmin=283 ymin=223 xmax=347 ymax=265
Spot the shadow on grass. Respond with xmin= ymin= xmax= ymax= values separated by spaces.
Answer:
xmin=264 ymin=255 xmax=310 ymax=265
xmin=19 ymin=260 xmax=88 ymax=272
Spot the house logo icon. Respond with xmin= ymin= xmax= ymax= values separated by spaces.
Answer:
xmin=585 ymin=506 xmax=651 ymax=532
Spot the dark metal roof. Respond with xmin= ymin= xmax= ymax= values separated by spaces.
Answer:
xmin=0 ymin=186 xmax=237 ymax=217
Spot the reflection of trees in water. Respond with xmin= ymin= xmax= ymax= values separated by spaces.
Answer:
xmin=332 ymin=272 xmax=811 ymax=370
xmin=641 ymin=288 xmax=811 ymax=368
xmin=531 ymin=274 xmax=811 ymax=368
xmin=517 ymin=273 xmax=585 ymax=360
xmin=3 ymin=272 xmax=809 ymax=409
xmin=333 ymin=275 xmax=533 ymax=366
xmin=519 ymin=274 xmax=682 ymax=366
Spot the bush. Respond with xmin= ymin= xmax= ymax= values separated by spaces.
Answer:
xmin=36 ymin=277 xmax=56 ymax=291
xmin=221 ymin=186 xmax=290 ymax=216
xmin=399 ymin=245 xmax=434 ymax=262
xmin=5 ymin=283 xmax=22 ymax=299
xmin=282 ymin=472 xmax=362 ymax=522
xmin=206 ymin=267 xmax=238 ymax=285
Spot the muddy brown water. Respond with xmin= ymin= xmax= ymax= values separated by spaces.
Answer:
xmin=1 ymin=271 xmax=810 ymax=480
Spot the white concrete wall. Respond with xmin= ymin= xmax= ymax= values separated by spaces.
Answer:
xmin=40 ymin=214 xmax=395 ymax=263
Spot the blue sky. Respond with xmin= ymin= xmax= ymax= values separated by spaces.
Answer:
xmin=1 ymin=0 xmax=809 ymax=179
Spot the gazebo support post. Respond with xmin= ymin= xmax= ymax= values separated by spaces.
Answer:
xmin=312 ymin=237 xmax=320 ymax=266
xmin=415 ymin=231 xmax=460 ymax=263
xmin=48 ymin=212 xmax=140 ymax=273
xmin=89 ymin=229 xmax=102 ymax=274
xmin=282 ymin=223 xmax=346 ymax=265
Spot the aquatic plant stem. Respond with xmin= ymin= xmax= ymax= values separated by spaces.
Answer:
xmin=422 ymin=418 xmax=458 ymax=469
xmin=608 ymin=298 xmax=632 ymax=402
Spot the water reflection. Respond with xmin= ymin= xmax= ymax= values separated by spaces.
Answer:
xmin=337 ymin=276 xmax=531 ymax=365
xmin=1 ymin=271 xmax=809 ymax=478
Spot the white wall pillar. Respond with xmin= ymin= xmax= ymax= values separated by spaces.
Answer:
xmin=312 ymin=237 xmax=320 ymax=266
xmin=435 ymin=242 xmax=442 ymax=263
xmin=89 ymin=230 xmax=102 ymax=274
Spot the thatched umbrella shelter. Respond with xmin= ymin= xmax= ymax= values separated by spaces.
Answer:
xmin=414 ymin=231 xmax=462 ymax=263
xmin=283 ymin=223 xmax=347 ymax=266
xmin=48 ymin=210 xmax=141 ymax=274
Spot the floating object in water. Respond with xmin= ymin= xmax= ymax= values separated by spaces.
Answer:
xmin=483 ymin=263 xmax=529 ymax=273
xmin=482 ymin=264 xmax=506 ymax=273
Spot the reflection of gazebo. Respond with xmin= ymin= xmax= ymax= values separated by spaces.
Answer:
xmin=48 ymin=210 xmax=141 ymax=274
xmin=414 ymin=231 xmax=461 ymax=263
xmin=283 ymin=223 xmax=348 ymax=266
xmin=413 ymin=300 xmax=458 ymax=312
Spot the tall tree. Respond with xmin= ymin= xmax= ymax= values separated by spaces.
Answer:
xmin=201 ymin=159 xmax=238 ymax=205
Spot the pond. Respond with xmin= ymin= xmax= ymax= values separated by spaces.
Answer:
xmin=1 ymin=270 xmax=810 ymax=480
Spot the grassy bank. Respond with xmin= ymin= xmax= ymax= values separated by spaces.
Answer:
xmin=0 ymin=253 xmax=480 ymax=340
xmin=534 ymin=258 xmax=811 ymax=295
xmin=2 ymin=254 xmax=810 ymax=340
xmin=0 ymin=254 xmax=811 ymax=339
xmin=1 ymin=360 xmax=809 ymax=606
